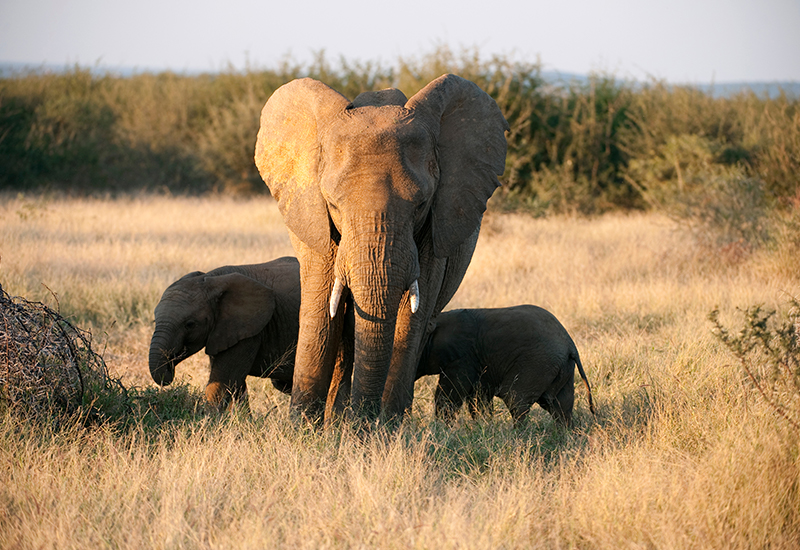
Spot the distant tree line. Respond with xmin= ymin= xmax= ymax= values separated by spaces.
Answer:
xmin=2 ymin=48 xmax=798 ymax=227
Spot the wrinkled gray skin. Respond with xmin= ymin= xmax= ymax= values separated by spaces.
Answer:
xmin=416 ymin=305 xmax=596 ymax=426
xmin=255 ymin=74 xmax=508 ymax=423
xmin=148 ymin=257 xmax=302 ymax=411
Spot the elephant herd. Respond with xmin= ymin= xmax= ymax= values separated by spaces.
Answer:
xmin=148 ymin=75 xmax=596 ymax=428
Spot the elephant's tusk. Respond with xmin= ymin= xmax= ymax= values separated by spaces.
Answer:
xmin=330 ymin=278 xmax=344 ymax=318
xmin=409 ymin=280 xmax=420 ymax=314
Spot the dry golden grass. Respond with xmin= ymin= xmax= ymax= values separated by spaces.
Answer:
xmin=1 ymin=194 xmax=799 ymax=549
xmin=1 ymin=193 xmax=293 ymax=389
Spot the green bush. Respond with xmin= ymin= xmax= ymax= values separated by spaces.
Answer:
xmin=627 ymin=134 xmax=772 ymax=249
xmin=621 ymin=83 xmax=799 ymax=213
xmin=1 ymin=50 xmax=798 ymax=219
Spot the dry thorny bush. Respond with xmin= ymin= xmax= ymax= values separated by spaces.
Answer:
xmin=710 ymin=296 xmax=800 ymax=433
xmin=0 ymin=283 xmax=116 ymax=421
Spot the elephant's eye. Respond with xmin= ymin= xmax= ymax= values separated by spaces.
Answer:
xmin=185 ymin=320 xmax=197 ymax=330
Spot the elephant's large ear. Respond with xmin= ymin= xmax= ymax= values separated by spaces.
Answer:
xmin=407 ymin=74 xmax=509 ymax=257
xmin=254 ymin=78 xmax=352 ymax=254
xmin=204 ymin=273 xmax=276 ymax=356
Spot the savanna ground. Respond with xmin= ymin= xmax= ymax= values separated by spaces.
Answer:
xmin=1 ymin=193 xmax=799 ymax=549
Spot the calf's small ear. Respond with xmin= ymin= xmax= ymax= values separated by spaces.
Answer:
xmin=204 ymin=273 xmax=276 ymax=356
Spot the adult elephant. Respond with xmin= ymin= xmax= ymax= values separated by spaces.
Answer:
xmin=254 ymin=74 xmax=508 ymax=423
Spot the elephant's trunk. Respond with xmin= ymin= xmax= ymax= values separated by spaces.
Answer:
xmin=334 ymin=215 xmax=419 ymax=420
xmin=148 ymin=327 xmax=177 ymax=386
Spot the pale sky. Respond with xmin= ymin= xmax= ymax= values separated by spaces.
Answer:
xmin=1 ymin=0 xmax=798 ymax=83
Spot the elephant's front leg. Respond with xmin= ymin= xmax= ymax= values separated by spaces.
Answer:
xmin=205 ymin=341 xmax=258 ymax=412
xmin=325 ymin=297 xmax=354 ymax=424
xmin=289 ymin=232 xmax=345 ymax=422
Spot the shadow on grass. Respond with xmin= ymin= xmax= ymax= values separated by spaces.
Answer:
xmin=3 ymin=369 xmax=658 ymax=485
xmin=407 ymin=382 xmax=656 ymax=479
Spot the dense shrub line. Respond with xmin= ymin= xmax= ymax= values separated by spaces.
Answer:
xmin=2 ymin=49 xmax=798 ymax=220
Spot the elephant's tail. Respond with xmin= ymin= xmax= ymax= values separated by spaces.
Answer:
xmin=573 ymin=352 xmax=596 ymax=415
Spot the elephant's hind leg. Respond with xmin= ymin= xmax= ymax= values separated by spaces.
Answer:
xmin=499 ymin=372 xmax=542 ymax=427
xmin=507 ymin=401 xmax=535 ymax=427
xmin=538 ymin=384 xmax=574 ymax=427
xmin=502 ymin=389 xmax=537 ymax=427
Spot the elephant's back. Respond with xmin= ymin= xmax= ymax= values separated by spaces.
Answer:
xmin=206 ymin=257 xmax=300 ymax=297
xmin=261 ymin=257 xmax=301 ymax=301
xmin=474 ymin=305 xmax=576 ymax=353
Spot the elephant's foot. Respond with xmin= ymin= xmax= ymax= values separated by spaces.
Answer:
xmin=205 ymin=381 xmax=249 ymax=413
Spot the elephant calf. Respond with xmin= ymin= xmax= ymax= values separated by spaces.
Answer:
xmin=417 ymin=305 xmax=596 ymax=426
xmin=149 ymin=257 xmax=300 ymax=411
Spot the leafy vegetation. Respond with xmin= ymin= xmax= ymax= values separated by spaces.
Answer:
xmin=2 ymin=48 xmax=798 ymax=217
xmin=710 ymin=298 xmax=800 ymax=433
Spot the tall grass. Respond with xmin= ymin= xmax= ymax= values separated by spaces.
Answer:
xmin=1 ymin=195 xmax=799 ymax=548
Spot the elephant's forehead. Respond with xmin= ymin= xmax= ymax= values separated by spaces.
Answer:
xmin=327 ymin=106 xmax=428 ymax=148
xmin=319 ymin=106 xmax=436 ymax=208
xmin=156 ymin=291 xmax=195 ymax=312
